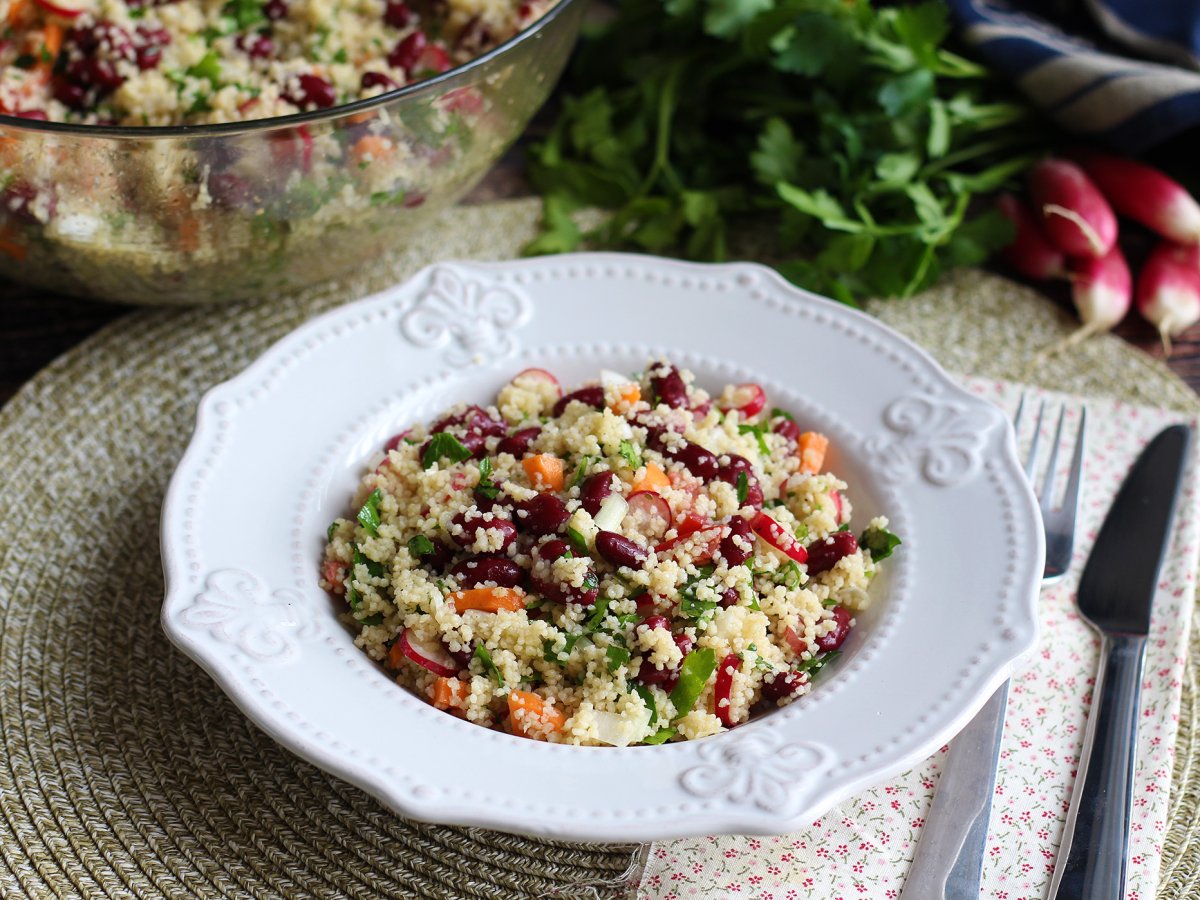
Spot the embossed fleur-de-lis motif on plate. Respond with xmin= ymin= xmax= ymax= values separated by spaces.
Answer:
xmin=178 ymin=569 xmax=321 ymax=663
xmin=679 ymin=728 xmax=830 ymax=814
xmin=864 ymin=393 xmax=994 ymax=487
xmin=399 ymin=267 xmax=532 ymax=366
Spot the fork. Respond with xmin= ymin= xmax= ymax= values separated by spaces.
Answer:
xmin=900 ymin=395 xmax=1086 ymax=900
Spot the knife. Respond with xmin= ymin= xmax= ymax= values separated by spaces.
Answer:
xmin=1047 ymin=423 xmax=1191 ymax=900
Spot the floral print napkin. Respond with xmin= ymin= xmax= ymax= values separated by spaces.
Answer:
xmin=638 ymin=379 xmax=1200 ymax=900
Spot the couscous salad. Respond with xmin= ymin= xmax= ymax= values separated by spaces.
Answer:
xmin=320 ymin=362 xmax=900 ymax=746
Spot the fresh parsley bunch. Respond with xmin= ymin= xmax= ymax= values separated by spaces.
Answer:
xmin=527 ymin=0 xmax=1044 ymax=303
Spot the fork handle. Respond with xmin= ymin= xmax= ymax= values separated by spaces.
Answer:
xmin=1048 ymin=633 xmax=1146 ymax=900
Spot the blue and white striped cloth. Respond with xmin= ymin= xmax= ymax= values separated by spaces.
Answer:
xmin=946 ymin=0 xmax=1200 ymax=152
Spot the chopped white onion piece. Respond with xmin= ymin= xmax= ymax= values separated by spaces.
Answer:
xmin=593 ymin=709 xmax=652 ymax=747
xmin=593 ymin=493 xmax=628 ymax=532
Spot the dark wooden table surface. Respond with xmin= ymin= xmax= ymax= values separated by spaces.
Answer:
xmin=3 ymin=156 xmax=1199 ymax=407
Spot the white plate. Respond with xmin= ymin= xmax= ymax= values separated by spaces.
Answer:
xmin=161 ymin=253 xmax=1043 ymax=841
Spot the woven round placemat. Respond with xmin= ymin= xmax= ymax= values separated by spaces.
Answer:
xmin=0 ymin=198 xmax=1197 ymax=899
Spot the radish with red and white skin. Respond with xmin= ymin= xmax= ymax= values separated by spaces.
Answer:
xmin=510 ymin=367 xmax=562 ymax=398
xmin=32 ymin=0 xmax=87 ymax=17
xmin=1076 ymin=151 xmax=1200 ymax=245
xmin=1028 ymin=158 xmax=1118 ymax=258
xmin=396 ymin=628 xmax=459 ymax=677
xmin=1136 ymin=241 xmax=1200 ymax=352
xmin=750 ymin=511 xmax=808 ymax=563
xmin=626 ymin=491 xmax=672 ymax=534
xmin=1069 ymin=244 xmax=1132 ymax=338
xmin=718 ymin=383 xmax=767 ymax=418
xmin=713 ymin=653 xmax=741 ymax=727
xmin=995 ymin=193 xmax=1067 ymax=281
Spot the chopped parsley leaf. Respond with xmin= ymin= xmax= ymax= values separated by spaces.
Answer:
xmin=356 ymin=488 xmax=383 ymax=535
xmin=618 ymin=439 xmax=642 ymax=470
xmin=476 ymin=458 xmax=501 ymax=500
xmin=606 ymin=645 xmax=631 ymax=673
xmin=407 ymin=534 xmax=435 ymax=558
xmin=326 ymin=521 xmax=338 ymax=541
xmin=861 ymin=526 xmax=902 ymax=561
xmin=643 ymin=727 xmax=676 ymax=745
xmin=473 ymin=644 xmax=504 ymax=687
xmin=737 ymin=421 xmax=770 ymax=455
xmin=736 ymin=471 xmax=749 ymax=505
xmin=566 ymin=525 xmax=588 ymax=556
xmin=633 ymin=684 xmax=658 ymax=727
xmin=359 ymin=613 xmax=383 ymax=626
xmin=771 ymin=408 xmax=795 ymax=421
xmin=186 ymin=51 xmax=222 ymax=88
xmin=569 ymin=455 xmax=594 ymax=490
xmin=422 ymin=432 xmax=472 ymax=469
xmin=669 ymin=648 xmax=717 ymax=719
xmin=796 ymin=650 xmax=840 ymax=677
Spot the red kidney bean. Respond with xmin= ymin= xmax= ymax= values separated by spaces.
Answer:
xmin=815 ymin=605 xmax=852 ymax=652
xmin=595 ymin=531 xmax=648 ymax=569
xmin=432 ymin=405 xmax=506 ymax=438
xmin=531 ymin=539 xmax=597 ymax=605
xmin=579 ymin=472 xmax=614 ymax=516
xmin=288 ymin=73 xmax=336 ymax=108
xmin=264 ymin=0 xmax=287 ymax=18
xmin=207 ymin=172 xmax=254 ymax=210
xmin=773 ymin=417 xmax=801 ymax=443
xmin=516 ymin=493 xmax=570 ymax=536
xmin=665 ymin=441 xmax=720 ymax=480
xmin=743 ymin=479 xmax=764 ymax=509
xmin=388 ymin=30 xmax=427 ymax=70
xmin=13 ymin=109 xmax=47 ymax=120
xmin=718 ymin=454 xmax=753 ymax=480
xmin=635 ymin=633 xmax=694 ymax=690
xmin=418 ymin=539 xmax=452 ymax=572
xmin=633 ymin=591 xmax=655 ymax=614
xmin=552 ymin=385 xmax=605 ymax=417
xmin=806 ymin=531 xmax=858 ymax=575
xmin=449 ymin=509 xmax=516 ymax=552
xmin=497 ymin=426 xmax=540 ymax=457
xmin=361 ymin=71 xmax=399 ymax=91
xmin=0 ymin=182 xmax=51 ymax=225
xmin=719 ymin=587 xmax=741 ymax=608
xmin=719 ymin=516 xmax=754 ymax=566
xmin=448 ymin=556 xmax=523 ymax=588
xmin=762 ymin=670 xmax=805 ymax=701
xmin=650 ymin=364 xmax=688 ymax=409
xmin=384 ymin=0 xmax=414 ymax=26
xmin=640 ymin=614 xmax=670 ymax=631
xmin=53 ymin=79 xmax=87 ymax=109
xmin=447 ymin=641 xmax=473 ymax=670
xmin=235 ymin=33 xmax=274 ymax=59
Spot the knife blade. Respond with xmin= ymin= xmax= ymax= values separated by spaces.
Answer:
xmin=1048 ymin=423 xmax=1191 ymax=900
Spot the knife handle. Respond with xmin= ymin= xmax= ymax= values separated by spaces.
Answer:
xmin=1048 ymin=632 xmax=1147 ymax=900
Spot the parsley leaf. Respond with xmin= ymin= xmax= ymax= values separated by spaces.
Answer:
xmin=606 ymin=645 xmax=631 ymax=673
xmin=669 ymin=648 xmax=717 ymax=718
xmin=618 ymin=439 xmax=642 ymax=470
xmin=357 ymin=488 xmax=383 ymax=535
xmin=422 ymin=432 xmax=472 ymax=469
xmin=796 ymin=649 xmax=840 ymax=676
xmin=476 ymin=458 xmax=501 ymax=500
xmin=861 ymin=525 xmax=902 ymax=561
xmin=566 ymin=526 xmax=589 ymax=556
xmin=407 ymin=534 xmax=435 ymax=558
xmin=642 ymin=727 xmax=677 ymax=745
xmin=570 ymin=456 xmax=594 ymax=490
xmin=737 ymin=422 xmax=771 ymax=456
xmin=473 ymin=645 xmax=505 ymax=687
xmin=736 ymin=471 xmax=749 ymax=505
xmin=634 ymin=683 xmax=658 ymax=727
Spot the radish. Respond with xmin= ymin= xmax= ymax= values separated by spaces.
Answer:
xmin=33 ymin=0 xmax=88 ymax=17
xmin=511 ymin=367 xmax=562 ymax=398
xmin=1070 ymin=244 xmax=1132 ymax=337
xmin=718 ymin=383 xmax=767 ymax=418
xmin=995 ymin=193 xmax=1067 ymax=280
xmin=1028 ymin=158 xmax=1118 ymax=258
xmin=1136 ymin=241 xmax=1200 ymax=352
xmin=750 ymin=511 xmax=808 ymax=564
xmin=713 ymin=653 xmax=740 ymax=727
xmin=395 ymin=628 xmax=459 ymax=677
xmin=627 ymin=491 xmax=673 ymax=533
xmin=1076 ymin=151 xmax=1200 ymax=245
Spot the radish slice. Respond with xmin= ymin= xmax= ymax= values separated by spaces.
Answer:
xmin=627 ymin=491 xmax=673 ymax=534
xmin=751 ymin=511 xmax=808 ymax=563
xmin=396 ymin=628 xmax=459 ymax=677
xmin=718 ymin=383 xmax=767 ymax=418
xmin=511 ymin=367 xmax=562 ymax=398
xmin=592 ymin=493 xmax=628 ymax=532
xmin=1076 ymin=151 xmax=1200 ymax=245
xmin=1028 ymin=158 xmax=1117 ymax=258
xmin=713 ymin=653 xmax=741 ymax=727
xmin=1136 ymin=241 xmax=1200 ymax=353
xmin=781 ymin=625 xmax=807 ymax=656
xmin=33 ymin=0 xmax=87 ymax=17
xmin=678 ymin=526 xmax=724 ymax=565
xmin=830 ymin=490 xmax=843 ymax=524
xmin=995 ymin=193 xmax=1067 ymax=281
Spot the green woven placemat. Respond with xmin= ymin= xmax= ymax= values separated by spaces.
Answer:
xmin=0 ymin=198 xmax=1197 ymax=899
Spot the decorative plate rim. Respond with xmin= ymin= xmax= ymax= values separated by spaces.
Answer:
xmin=160 ymin=252 xmax=1044 ymax=841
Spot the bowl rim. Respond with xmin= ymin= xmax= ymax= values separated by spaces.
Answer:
xmin=0 ymin=0 xmax=581 ymax=140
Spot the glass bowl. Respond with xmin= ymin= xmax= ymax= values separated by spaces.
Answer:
xmin=0 ymin=0 xmax=583 ymax=306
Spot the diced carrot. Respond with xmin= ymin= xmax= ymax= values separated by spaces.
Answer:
xmin=387 ymin=639 xmax=405 ymax=669
xmin=798 ymin=432 xmax=829 ymax=474
xmin=432 ymin=676 xmax=468 ymax=710
xmin=522 ymin=453 xmax=564 ymax=491
xmin=608 ymin=383 xmax=640 ymax=412
xmin=448 ymin=586 xmax=526 ymax=614
xmin=349 ymin=134 xmax=394 ymax=167
xmin=7 ymin=0 xmax=28 ymax=29
xmin=0 ymin=231 xmax=26 ymax=262
xmin=41 ymin=23 xmax=62 ymax=62
xmin=508 ymin=689 xmax=566 ymax=738
xmin=631 ymin=461 xmax=670 ymax=494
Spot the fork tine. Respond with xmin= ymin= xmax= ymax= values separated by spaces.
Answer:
xmin=1023 ymin=401 xmax=1045 ymax=482
xmin=1040 ymin=407 xmax=1067 ymax=509
xmin=1058 ymin=407 xmax=1087 ymax=524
